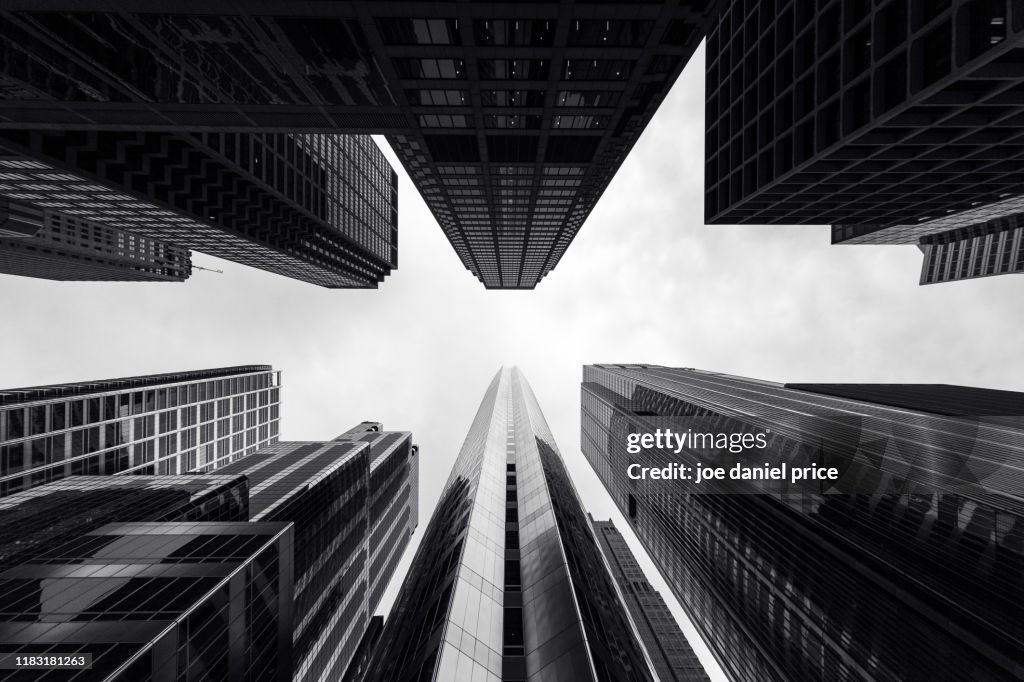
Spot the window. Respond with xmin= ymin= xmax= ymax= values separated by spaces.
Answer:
xmin=555 ymin=90 xmax=619 ymax=107
xmin=379 ymin=18 xmax=460 ymax=45
xmin=393 ymin=58 xmax=466 ymax=79
xmin=504 ymin=561 xmax=522 ymax=589
xmin=406 ymin=89 xmax=468 ymax=106
xmin=485 ymin=115 xmax=542 ymax=129
xmin=481 ymin=90 xmax=545 ymax=107
xmin=475 ymin=19 xmax=554 ymax=46
xmin=563 ymin=59 xmax=632 ymax=80
xmin=505 ymin=530 xmax=519 ymax=549
xmin=568 ymin=19 xmax=653 ymax=47
xmin=417 ymin=114 xmax=469 ymax=128
xmin=478 ymin=59 xmax=549 ymax=81
xmin=551 ymin=115 xmax=608 ymax=129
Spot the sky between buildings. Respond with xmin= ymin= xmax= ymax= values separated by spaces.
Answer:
xmin=1 ymin=45 xmax=1022 ymax=681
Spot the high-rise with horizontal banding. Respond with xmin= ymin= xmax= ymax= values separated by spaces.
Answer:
xmin=0 ymin=365 xmax=280 ymax=497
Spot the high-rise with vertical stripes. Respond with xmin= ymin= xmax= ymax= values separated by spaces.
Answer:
xmin=582 ymin=364 xmax=1024 ymax=681
xmin=362 ymin=367 xmax=659 ymax=681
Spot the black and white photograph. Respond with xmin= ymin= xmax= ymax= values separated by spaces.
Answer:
xmin=0 ymin=2 xmax=1022 ymax=681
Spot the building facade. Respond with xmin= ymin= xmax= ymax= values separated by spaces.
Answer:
xmin=214 ymin=424 xmax=419 ymax=682
xmin=0 ymin=366 xmax=280 ymax=497
xmin=0 ymin=417 xmax=417 ymax=681
xmin=582 ymin=364 xmax=1024 ymax=681
xmin=0 ymin=1 xmax=722 ymax=288
xmin=0 ymin=521 xmax=294 ymax=682
xmin=363 ymin=367 xmax=656 ymax=681
xmin=591 ymin=517 xmax=708 ymax=682
xmin=0 ymin=474 xmax=249 ymax=568
xmin=703 ymin=0 xmax=1024 ymax=285
xmin=0 ymin=133 xmax=397 ymax=288
xmin=0 ymin=200 xmax=191 ymax=282
xmin=705 ymin=0 xmax=1024 ymax=227
xmin=375 ymin=3 xmax=722 ymax=288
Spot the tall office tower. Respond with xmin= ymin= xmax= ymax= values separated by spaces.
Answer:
xmin=377 ymin=3 xmax=722 ymax=289
xmin=0 ymin=2 xmax=722 ymax=289
xmin=0 ymin=133 xmax=398 ymax=288
xmin=703 ymin=1 xmax=1024 ymax=280
xmin=214 ymin=425 xmax=418 ymax=682
xmin=590 ymin=517 xmax=709 ymax=682
xmin=581 ymin=365 xmax=1024 ymax=681
xmin=0 ymin=520 xmax=294 ymax=681
xmin=0 ymin=365 xmax=280 ymax=497
xmin=334 ymin=423 xmax=421 ymax=614
xmin=0 ymin=200 xmax=191 ymax=282
xmin=362 ymin=368 xmax=655 ymax=681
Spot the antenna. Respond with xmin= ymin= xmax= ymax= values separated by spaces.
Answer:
xmin=192 ymin=264 xmax=224 ymax=275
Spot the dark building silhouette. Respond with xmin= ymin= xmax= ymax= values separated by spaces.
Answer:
xmin=0 ymin=520 xmax=295 ymax=682
xmin=591 ymin=517 xmax=709 ymax=682
xmin=0 ymin=133 xmax=398 ymax=288
xmin=0 ymin=200 xmax=191 ymax=282
xmin=703 ymin=1 xmax=1024 ymax=284
xmin=0 ymin=366 xmax=280 ymax=497
xmin=363 ymin=367 xmax=656 ymax=681
xmin=0 ymin=1 xmax=722 ymax=288
xmin=215 ymin=425 xmax=419 ymax=682
xmin=581 ymin=364 xmax=1024 ymax=682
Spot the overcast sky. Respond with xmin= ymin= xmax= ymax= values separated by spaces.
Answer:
xmin=2 ymin=45 xmax=1023 ymax=680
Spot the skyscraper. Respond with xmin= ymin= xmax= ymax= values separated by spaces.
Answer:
xmin=362 ymin=367 xmax=656 ymax=681
xmin=590 ymin=517 xmax=709 ymax=682
xmin=0 ymin=520 xmax=295 ymax=682
xmin=0 ymin=133 xmax=398 ymax=288
xmin=0 ymin=1 xmax=723 ymax=288
xmin=377 ymin=4 xmax=722 ymax=288
xmin=582 ymin=364 xmax=1024 ymax=681
xmin=0 ymin=365 xmax=280 ymax=497
xmin=703 ymin=0 xmax=1024 ymax=284
xmin=214 ymin=424 xmax=419 ymax=682
xmin=0 ymin=419 xmax=417 ymax=681
xmin=0 ymin=200 xmax=192 ymax=282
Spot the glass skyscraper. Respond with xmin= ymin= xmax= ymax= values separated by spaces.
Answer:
xmin=0 ymin=1 xmax=723 ymax=289
xmin=0 ymin=417 xmax=417 ymax=681
xmin=362 ymin=367 xmax=656 ymax=681
xmin=581 ymin=364 xmax=1024 ymax=682
xmin=0 ymin=471 xmax=294 ymax=682
xmin=590 ymin=517 xmax=709 ymax=682
xmin=0 ymin=366 xmax=280 ymax=497
xmin=214 ymin=423 xmax=419 ymax=682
